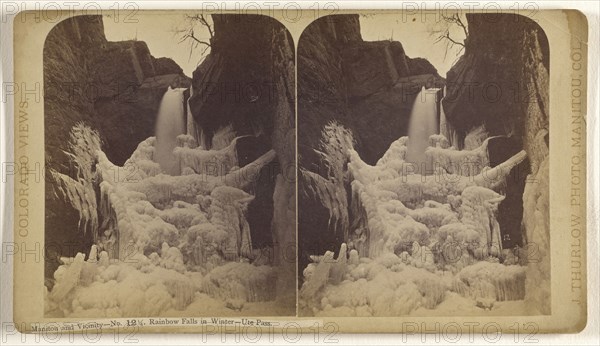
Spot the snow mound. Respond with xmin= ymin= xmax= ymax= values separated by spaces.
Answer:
xmin=300 ymin=244 xmax=447 ymax=316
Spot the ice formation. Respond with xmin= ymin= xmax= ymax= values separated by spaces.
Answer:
xmin=186 ymin=85 xmax=202 ymax=146
xmin=301 ymin=97 xmax=533 ymax=316
xmin=523 ymin=131 xmax=550 ymax=314
xmin=46 ymin=95 xmax=284 ymax=317
xmin=48 ymin=124 xmax=102 ymax=238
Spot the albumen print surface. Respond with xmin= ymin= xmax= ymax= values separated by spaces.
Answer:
xmin=10 ymin=8 xmax=587 ymax=333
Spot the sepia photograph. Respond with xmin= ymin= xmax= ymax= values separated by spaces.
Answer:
xmin=6 ymin=5 xmax=590 ymax=336
xmin=298 ymin=13 xmax=550 ymax=317
xmin=42 ymin=13 xmax=296 ymax=317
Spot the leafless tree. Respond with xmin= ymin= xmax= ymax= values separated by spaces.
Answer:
xmin=173 ymin=14 xmax=214 ymax=62
xmin=431 ymin=14 xmax=469 ymax=60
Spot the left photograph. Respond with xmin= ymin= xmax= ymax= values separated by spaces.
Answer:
xmin=43 ymin=13 xmax=296 ymax=317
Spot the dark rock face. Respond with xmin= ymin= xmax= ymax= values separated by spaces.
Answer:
xmin=44 ymin=16 xmax=102 ymax=172
xmin=298 ymin=169 xmax=350 ymax=258
xmin=189 ymin=14 xmax=296 ymax=305
xmin=44 ymin=15 xmax=190 ymax=281
xmin=247 ymin=160 xmax=280 ymax=248
xmin=342 ymin=41 xmax=401 ymax=98
xmin=487 ymin=136 xmax=530 ymax=248
xmin=406 ymin=57 xmax=440 ymax=76
xmin=443 ymin=13 xmax=549 ymax=159
xmin=347 ymin=83 xmax=424 ymax=164
xmin=297 ymin=14 xmax=444 ymax=278
xmin=188 ymin=14 xmax=293 ymax=248
xmin=154 ymin=57 xmax=184 ymax=75
xmin=189 ymin=15 xmax=293 ymax=150
xmin=235 ymin=135 xmax=279 ymax=249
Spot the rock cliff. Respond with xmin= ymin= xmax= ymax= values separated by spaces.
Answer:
xmin=443 ymin=13 xmax=549 ymax=159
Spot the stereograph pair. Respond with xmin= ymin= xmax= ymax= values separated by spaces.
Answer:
xmin=10 ymin=8 xmax=588 ymax=333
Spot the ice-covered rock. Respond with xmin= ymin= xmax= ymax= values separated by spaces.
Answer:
xmin=454 ymin=261 xmax=526 ymax=301
xmin=201 ymin=262 xmax=276 ymax=302
xmin=174 ymin=135 xmax=243 ymax=176
xmin=48 ymin=124 xmax=102 ymax=239
xmin=523 ymin=155 xmax=550 ymax=314
xmin=459 ymin=186 xmax=505 ymax=259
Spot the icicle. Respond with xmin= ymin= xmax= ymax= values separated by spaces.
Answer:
xmin=199 ymin=128 xmax=208 ymax=151
xmin=459 ymin=186 xmax=505 ymax=258
xmin=186 ymin=85 xmax=201 ymax=145
xmin=439 ymin=97 xmax=451 ymax=143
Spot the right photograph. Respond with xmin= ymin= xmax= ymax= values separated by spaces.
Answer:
xmin=297 ymin=13 xmax=550 ymax=316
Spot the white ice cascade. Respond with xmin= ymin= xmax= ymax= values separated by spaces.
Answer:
xmin=405 ymin=87 xmax=439 ymax=173
xmin=155 ymin=87 xmax=186 ymax=175
xmin=46 ymin=88 xmax=282 ymax=316
xmin=300 ymin=88 xmax=531 ymax=317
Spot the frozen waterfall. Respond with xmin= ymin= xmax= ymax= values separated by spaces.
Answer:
xmin=300 ymin=95 xmax=531 ymax=316
xmin=155 ymin=87 xmax=186 ymax=175
xmin=46 ymin=105 xmax=283 ymax=316
xmin=406 ymin=87 xmax=439 ymax=174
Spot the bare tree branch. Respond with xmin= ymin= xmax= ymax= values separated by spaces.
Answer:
xmin=431 ymin=14 xmax=468 ymax=57
xmin=442 ymin=14 xmax=468 ymax=38
xmin=455 ymin=15 xmax=468 ymax=38
xmin=173 ymin=14 xmax=214 ymax=63
xmin=438 ymin=29 xmax=465 ymax=48
xmin=179 ymin=28 xmax=211 ymax=47
xmin=185 ymin=14 xmax=214 ymax=38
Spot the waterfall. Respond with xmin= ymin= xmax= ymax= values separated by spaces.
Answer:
xmin=155 ymin=87 xmax=186 ymax=175
xmin=406 ymin=87 xmax=440 ymax=174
